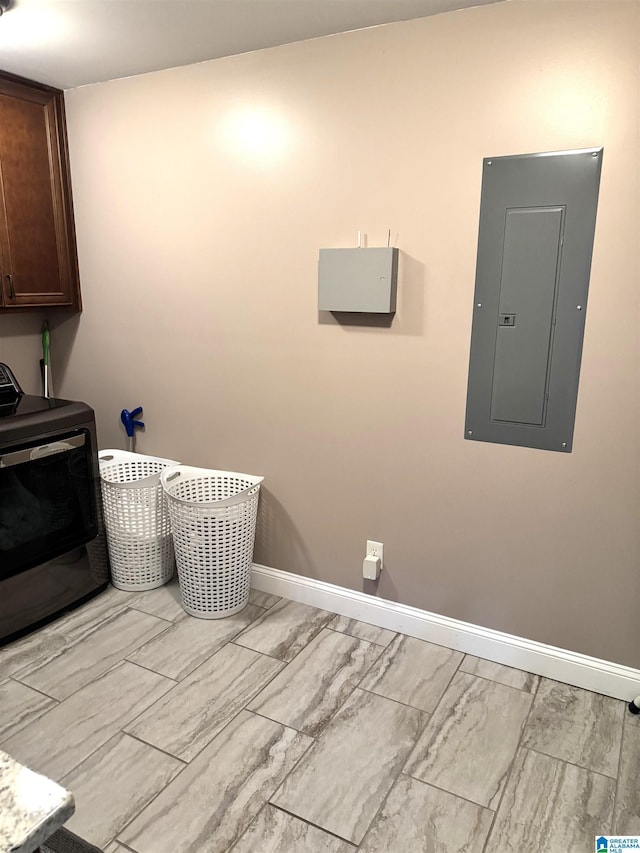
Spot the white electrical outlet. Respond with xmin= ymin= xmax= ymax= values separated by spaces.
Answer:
xmin=366 ymin=540 xmax=384 ymax=562
xmin=363 ymin=540 xmax=383 ymax=580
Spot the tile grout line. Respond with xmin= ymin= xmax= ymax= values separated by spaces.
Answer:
xmin=228 ymin=639 xmax=295 ymax=661
xmin=231 ymin=610 xmax=336 ymax=666
xmin=115 ymin=730 xmax=188 ymax=766
xmin=122 ymin=653 xmax=196 ymax=682
xmin=54 ymin=668 xmax=179 ymax=773
xmin=323 ymin=622 xmax=398 ymax=648
xmin=57 ymin=727 xmax=188 ymax=844
xmin=120 ymin=602 xmax=179 ymax=625
xmin=127 ymin=678 xmax=287 ymax=769
xmin=248 ymin=634 xmax=428 ymax=739
xmin=126 ymin=604 xmax=184 ymax=623
xmin=124 ymin=616 xmax=390 ymax=762
xmin=108 ymin=736 xmax=197 ymax=850
xmin=265 ymin=713 xmax=335 ymax=818
xmin=611 ymin=706 xmax=631 ymax=833
xmin=248 ymin=698 xmax=350 ymax=741
xmin=12 ymin=599 xmax=161 ymax=666
xmin=357 ymin=768 xmax=417 ymax=849
xmin=226 ymin=799 xmax=274 ymax=851
xmin=108 ymin=679 xmax=280 ymax=848
xmin=249 ymin=706 xmax=320 ymax=738
xmin=60 ymin=657 xmax=178 ymax=704
xmin=457 ymin=667 xmax=539 ymax=694
xmin=356 ymin=685 xmax=437 ymax=717
xmin=6 ymin=658 xmax=188 ymax=846
xmin=122 ymin=609 xmax=268 ymax=682
xmin=257 ymin=669 xmax=428 ymax=847
xmin=0 ymin=681 xmax=59 ymax=746
xmin=292 ymin=669 xmax=444 ymax=848
xmin=386 ymin=646 xmax=503 ymax=825
xmin=15 ymin=660 xmax=182 ymax=789
xmin=114 ymin=728 xmax=235 ymax=846
xmin=4 ymin=590 xmax=136 ymax=673
xmin=521 ymin=743 xmax=623 ymax=782
xmin=6 ymin=675 xmax=62 ymax=703
xmin=119 ymin=643 xmax=285 ymax=738
xmin=0 ymin=658 xmax=178 ymax=762
xmin=8 ymin=672 xmax=81 ymax=703
xmin=246 ymin=635 xmax=400 ymax=739
xmin=326 ymin=642 xmax=462 ymax=848
xmin=480 ymin=671 xmax=542 ymax=852
xmin=400 ymin=770 xmax=497 ymax=813
xmin=340 ymin=635 xmax=467 ymax=846
xmin=357 ymin=684 xmax=437 ymax=715
xmin=518 ymin=676 xmax=626 ymax=788
xmin=387 ymin=643 xmax=466 ymax=759
xmin=9 ymin=610 xmax=177 ymax=699
xmin=321 ymin=625 xmax=385 ymax=653
xmin=247 ymin=596 xmax=282 ymax=613
xmin=5 ymin=633 xmax=80 ymax=683
xmin=0 ymin=696 xmax=60 ymax=748
xmin=119 ymin=626 xmax=318 ymax=771
xmin=245 ymin=714 xmax=319 ymax=842
xmin=261 ymin=801 xmax=359 ymax=849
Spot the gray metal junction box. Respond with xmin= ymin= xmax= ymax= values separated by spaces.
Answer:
xmin=318 ymin=247 xmax=399 ymax=313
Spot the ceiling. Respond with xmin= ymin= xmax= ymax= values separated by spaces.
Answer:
xmin=0 ymin=0 xmax=501 ymax=91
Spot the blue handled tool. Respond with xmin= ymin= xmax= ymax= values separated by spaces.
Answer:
xmin=120 ymin=406 xmax=144 ymax=452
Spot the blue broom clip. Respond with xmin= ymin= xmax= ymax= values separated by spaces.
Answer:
xmin=121 ymin=406 xmax=144 ymax=439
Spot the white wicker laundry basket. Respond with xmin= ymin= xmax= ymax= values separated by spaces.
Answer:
xmin=160 ymin=466 xmax=263 ymax=619
xmin=99 ymin=449 xmax=179 ymax=591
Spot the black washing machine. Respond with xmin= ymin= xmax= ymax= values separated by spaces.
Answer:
xmin=0 ymin=363 xmax=109 ymax=645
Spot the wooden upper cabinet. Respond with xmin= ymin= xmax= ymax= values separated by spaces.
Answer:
xmin=0 ymin=72 xmax=81 ymax=310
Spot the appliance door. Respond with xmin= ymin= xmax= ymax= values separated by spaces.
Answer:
xmin=0 ymin=546 xmax=104 ymax=644
xmin=0 ymin=429 xmax=99 ymax=580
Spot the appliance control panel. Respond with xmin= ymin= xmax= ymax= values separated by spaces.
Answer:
xmin=0 ymin=363 xmax=23 ymax=402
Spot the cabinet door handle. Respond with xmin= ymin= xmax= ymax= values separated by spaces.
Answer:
xmin=7 ymin=274 xmax=14 ymax=298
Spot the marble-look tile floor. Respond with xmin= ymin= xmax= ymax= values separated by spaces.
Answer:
xmin=1 ymin=580 xmax=639 ymax=852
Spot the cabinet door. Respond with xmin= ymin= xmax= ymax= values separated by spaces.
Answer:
xmin=0 ymin=76 xmax=80 ymax=309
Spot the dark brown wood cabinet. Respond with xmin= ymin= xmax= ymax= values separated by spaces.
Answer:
xmin=0 ymin=71 xmax=81 ymax=311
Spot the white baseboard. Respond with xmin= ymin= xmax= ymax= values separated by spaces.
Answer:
xmin=251 ymin=563 xmax=640 ymax=701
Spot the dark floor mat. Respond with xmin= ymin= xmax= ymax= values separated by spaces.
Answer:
xmin=40 ymin=826 xmax=103 ymax=853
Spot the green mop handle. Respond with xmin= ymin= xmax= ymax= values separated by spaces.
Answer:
xmin=42 ymin=324 xmax=50 ymax=365
xmin=42 ymin=322 xmax=50 ymax=397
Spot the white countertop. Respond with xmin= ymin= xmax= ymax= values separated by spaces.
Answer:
xmin=0 ymin=750 xmax=75 ymax=853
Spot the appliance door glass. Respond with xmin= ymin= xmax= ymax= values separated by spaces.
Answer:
xmin=0 ymin=429 xmax=98 ymax=579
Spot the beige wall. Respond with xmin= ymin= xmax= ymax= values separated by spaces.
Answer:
xmin=0 ymin=314 xmax=48 ymax=395
xmin=50 ymin=0 xmax=640 ymax=665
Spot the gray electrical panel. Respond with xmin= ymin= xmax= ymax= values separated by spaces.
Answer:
xmin=465 ymin=148 xmax=603 ymax=452
xmin=318 ymin=247 xmax=398 ymax=313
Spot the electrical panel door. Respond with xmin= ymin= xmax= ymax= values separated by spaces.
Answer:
xmin=465 ymin=148 xmax=602 ymax=452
